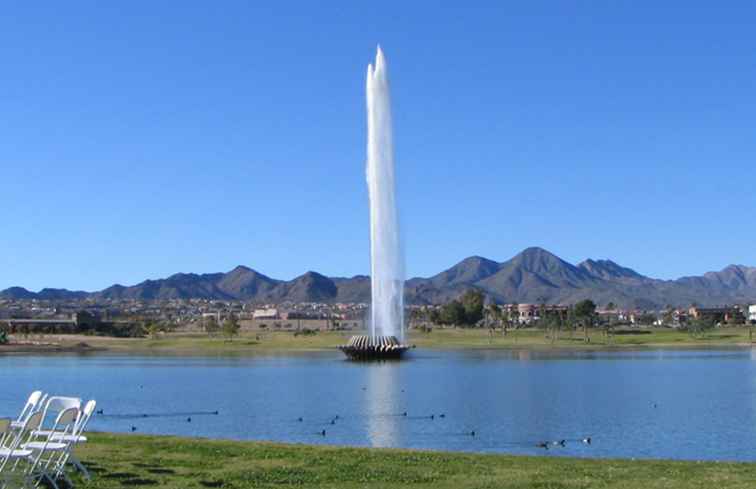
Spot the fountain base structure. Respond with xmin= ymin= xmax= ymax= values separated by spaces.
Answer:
xmin=339 ymin=335 xmax=410 ymax=361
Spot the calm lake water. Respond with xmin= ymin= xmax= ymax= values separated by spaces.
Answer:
xmin=3 ymin=348 xmax=756 ymax=461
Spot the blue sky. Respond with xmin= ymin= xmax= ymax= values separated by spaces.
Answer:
xmin=2 ymin=2 xmax=755 ymax=291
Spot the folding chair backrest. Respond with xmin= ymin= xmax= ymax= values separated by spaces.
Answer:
xmin=24 ymin=411 xmax=44 ymax=434
xmin=16 ymin=390 xmax=44 ymax=423
xmin=41 ymin=396 xmax=81 ymax=428
xmin=53 ymin=407 xmax=79 ymax=433
xmin=74 ymin=400 xmax=97 ymax=435
xmin=9 ymin=411 xmax=44 ymax=451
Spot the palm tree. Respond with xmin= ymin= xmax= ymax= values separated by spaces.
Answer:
xmin=487 ymin=303 xmax=501 ymax=330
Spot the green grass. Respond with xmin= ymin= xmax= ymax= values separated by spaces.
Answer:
xmin=26 ymin=326 xmax=756 ymax=355
xmin=69 ymin=432 xmax=756 ymax=488
xmin=410 ymin=326 xmax=755 ymax=350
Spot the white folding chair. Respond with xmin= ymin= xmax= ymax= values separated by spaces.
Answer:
xmin=50 ymin=400 xmax=97 ymax=481
xmin=0 ymin=411 xmax=43 ymax=489
xmin=22 ymin=407 xmax=79 ymax=489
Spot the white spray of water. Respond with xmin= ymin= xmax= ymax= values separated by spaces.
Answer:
xmin=366 ymin=46 xmax=404 ymax=341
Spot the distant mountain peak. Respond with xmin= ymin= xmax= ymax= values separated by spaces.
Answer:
xmin=426 ymin=255 xmax=501 ymax=288
xmin=298 ymin=270 xmax=329 ymax=280
xmin=578 ymin=259 xmax=646 ymax=280
xmin=521 ymin=246 xmax=551 ymax=254
xmin=510 ymin=247 xmax=578 ymax=271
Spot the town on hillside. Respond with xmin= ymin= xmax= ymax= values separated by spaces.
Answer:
xmin=2 ymin=294 xmax=756 ymax=340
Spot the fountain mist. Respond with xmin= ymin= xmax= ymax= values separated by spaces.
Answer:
xmin=366 ymin=47 xmax=404 ymax=341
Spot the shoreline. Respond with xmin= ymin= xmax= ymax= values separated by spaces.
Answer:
xmin=2 ymin=328 xmax=755 ymax=356
xmin=2 ymin=328 xmax=754 ymax=356
xmin=0 ymin=341 xmax=106 ymax=355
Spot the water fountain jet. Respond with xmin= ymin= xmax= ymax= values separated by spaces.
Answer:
xmin=340 ymin=46 xmax=410 ymax=361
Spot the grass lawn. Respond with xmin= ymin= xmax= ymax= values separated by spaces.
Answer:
xmin=17 ymin=326 xmax=753 ymax=355
xmin=410 ymin=326 xmax=755 ymax=350
xmin=70 ymin=432 xmax=756 ymax=488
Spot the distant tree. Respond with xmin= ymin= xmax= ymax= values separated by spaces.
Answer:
xmin=486 ymin=303 xmax=501 ymax=330
xmin=409 ymin=308 xmax=430 ymax=329
xmin=606 ymin=302 xmax=616 ymax=311
xmin=574 ymin=299 xmax=597 ymax=320
xmin=602 ymin=313 xmax=619 ymax=344
xmin=689 ymin=316 xmax=716 ymax=338
xmin=143 ymin=322 xmax=162 ymax=339
xmin=536 ymin=296 xmax=547 ymax=323
xmin=574 ymin=299 xmax=597 ymax=343
xmin=460 ymin=290 xmax=485 ymax=326
xmin=204 ymin=316 xmax=220 ymax=337
xmin=541 ymin=312 xmax=560 ymax=343
xmin=429 ymin=308 xmax=442 ymax=325
xmin=0 ymin=329 xmax=8 ymax=345
xmin=636 ymin=313 xmax=657 ymax=326
xmin=160 ymin=320 xmax=177 ymax=333
xmin=662 ymin=307 xmax=675 ymax=327
xmin=507 ymin=303 xmax=520 ymax=333
xmin=727 ymin=309 xmax=745 ymax=326
xmin=439 ymin=300 xmax=466 ymax=326
xmin=222 ymin=315 xmax=241 ymax=341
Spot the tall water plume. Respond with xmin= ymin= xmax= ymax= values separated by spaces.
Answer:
xmin=366 ymin=46 xmax=404 ymax=340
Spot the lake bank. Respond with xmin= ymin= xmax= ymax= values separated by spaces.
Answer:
xmin=71 ymin=432 xmax=756 ymax=488
xmin=3 ymin=327 xmax=754 ymax=355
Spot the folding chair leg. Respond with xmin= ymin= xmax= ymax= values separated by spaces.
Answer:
xmin=60 ymin=471 xmax=74 ymax=489
xmin=71 ymin=454 xmax=91 ymax=480
xmin=38 ymin=472 xmax=60 ymax=489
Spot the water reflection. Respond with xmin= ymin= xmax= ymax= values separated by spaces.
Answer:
xmin=365 ymin=363 xmax=401 ymax=447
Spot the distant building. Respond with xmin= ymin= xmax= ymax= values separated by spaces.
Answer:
xmin=510 ymin=304 xmax=567 ymax=324
xmin=281 ymin=311 xmax=326 ymax=320
xmin=597 ymin=309 xmax=621 ymax=322
xmin=673 ymin=309 xmax=689 ymax=326
xmin=253 ymin=308 xmax=279 ymax=320
xmin=688 ymin=306 xmax=742 ymax=323
xmin=201 ymin=312 xmax=221 ymax=322
xmin=749 ymin=305 xmax=756 ymax=324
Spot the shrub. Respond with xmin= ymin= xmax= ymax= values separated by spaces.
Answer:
xmin=293 ymin=328 xmax=318 ymax=337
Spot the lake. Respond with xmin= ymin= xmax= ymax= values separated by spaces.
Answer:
xmin=2 ymin=348 xmax=756 ymax=461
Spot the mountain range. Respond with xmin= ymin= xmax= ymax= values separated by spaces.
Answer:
xmin=3 ymin=247 xmax=756 ymax=308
